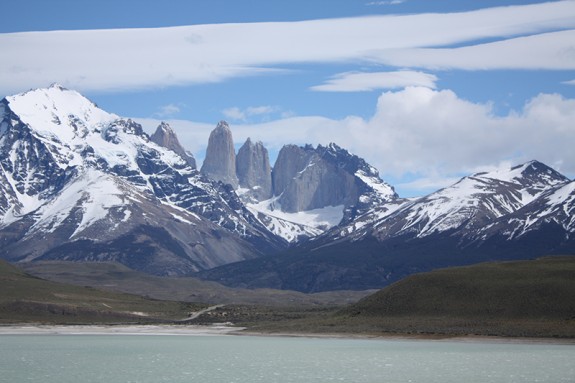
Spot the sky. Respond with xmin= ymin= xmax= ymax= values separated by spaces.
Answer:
xmin=1 ymin=0 xmax=574 ymax=197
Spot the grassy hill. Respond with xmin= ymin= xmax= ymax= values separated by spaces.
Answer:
xmin=0 ymin=260 xmax=202 ymax=324
xmin=334 ymin=256 xmax=575 ymax=337
xmin=233 ymin=256 xmax=575 ymax=338
xmin=4 ymin=256 xmax=575 ymax=338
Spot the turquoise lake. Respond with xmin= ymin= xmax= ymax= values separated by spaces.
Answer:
xmin=1 ymin=334 xmax=574 ymax=382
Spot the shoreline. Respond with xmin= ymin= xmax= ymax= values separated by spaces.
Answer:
xmin=238 ymin=330 xmax=575 ymax=345
xmin=0 ymin=324 xmax=245 ymax=336
xmin=1 ymin=324 xmax=574 ymax=344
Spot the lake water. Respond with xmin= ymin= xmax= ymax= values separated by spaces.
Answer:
xmin=1 ymin=333 xmax=574 ymax=383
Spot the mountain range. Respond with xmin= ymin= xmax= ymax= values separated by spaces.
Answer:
xmin=1 ymin=84 xmax=573 ymax=291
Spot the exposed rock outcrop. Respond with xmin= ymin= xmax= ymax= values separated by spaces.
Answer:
xmin=271 ymin=143 xmax=396 ymax=213
xmin=236 ymin=138 xmax=272 ymax=201
xmin=200 ymin=121 xmax=238 ymax=188
xmin=150 ymin=122 xmax=197 ymax=169
xmin=271 ymin=144 xmax=314 ymax=199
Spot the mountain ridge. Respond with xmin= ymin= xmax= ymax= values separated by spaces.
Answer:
xmin=0 ymin=85 xmax=283 ymax=275
xmin=199 ymin=160 xmax=575 ymax=292
xmin=1 ymin=85 xmax=573 ymax=290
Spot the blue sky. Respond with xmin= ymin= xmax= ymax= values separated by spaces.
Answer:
xmin=1 ymin=0 xmax=574 ymax=197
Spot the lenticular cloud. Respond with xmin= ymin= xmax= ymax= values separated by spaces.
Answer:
xmin=1 ymin=1 xmax=575 ymax=94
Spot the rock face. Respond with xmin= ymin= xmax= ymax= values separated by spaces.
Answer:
xmin=271 ymin=143 xmax=397 ymax=213
xmin=200 ymin=121 xmax=238 ymax=188
xmin=236 ymin=138 xmax=272 ymax=201
xmin=150 ymin=122 xmax=196 ymax=169
xmin=272 ymin=145 xmax=314 ymax=201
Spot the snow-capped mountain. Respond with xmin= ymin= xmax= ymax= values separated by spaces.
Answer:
xmin=245 ymin=142 xmax=399 ymax=242
xmin=320 ymin=161 xmax=567 ymax=244
xmin=0 ymin=84 xmax=283 ymax=275
xmin=197 ymin=121 xmax=399 ymax=243
xmin=199 ymin=160 xmax=575 ymax=292
xmin=477 ymin=179 xmax=575 ymax=243
xmin=2 ymin=85 xmax=573 ymax=290
xmin=364 ymin=161 xmax=568 ymax=241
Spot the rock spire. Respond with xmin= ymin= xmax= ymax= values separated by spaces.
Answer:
xmin=200 ymin=121 xmax=239 ymax=188
xmin=150 ymin=122 xmax=196 ymax=168
xmin=236 ymin=138 xmax=272 ymax=201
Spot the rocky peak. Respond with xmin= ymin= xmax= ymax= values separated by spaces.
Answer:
xmin=367 ymin=160 xmax=570 ymax=242
xmin=200 ymin=120 xmax=238 ymax=188
xmin=268 ymin=144 xmax=351 ymax=213
xmin=464 ymin=160 xmax=569 ymax=207
xmin=269 ymin=142 xmax=398 ymax=213
xmin=271 ymin=144 xmax=314 ymax=199
xmin=236 ymin=137 xmax=272 ymax=201
xmin=511 ymin=160 xmax=568 ymax=189
xmin=48 ymin=82 xmax=67 ymax=91
xmin=150 ymin=122 xmax=196 ymax=169
xmin=4 ymin=84 xmax=117 ymax=147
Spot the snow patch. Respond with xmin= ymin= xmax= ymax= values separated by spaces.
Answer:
xmin=251 ymin=198 xmax=344 ymax=229
xmin=355 ymin=169 xmax=396 ymax=199
xmin=247 ymin=197 xmax=344 ymax=242
xmin=27 ymin=169 xmax=126 ymax=238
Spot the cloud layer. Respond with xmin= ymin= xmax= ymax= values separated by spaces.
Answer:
xmin=310 ymin=71 xmax=437 ymax=92
xmin=1 ymin=1 xmax=575 ymax=94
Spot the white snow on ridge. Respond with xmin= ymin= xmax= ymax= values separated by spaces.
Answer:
xmin=250 ymin=198 xmax=344 ymax=229
xmin=26 ymin=169 xmax=126 ymax=238
xmin=355 ymin=169 xmax=396 ymax=199
xmin=536 ymin=181 xmax=575 ymax=224
xmin=374 ymin=162 xmax=565 ymax=238
xmin=3 ymin=85 xmax=189 ymax=201
xmin=6 ymin=84 xmax=117 ymax=143
xmin=247 ymin=197 xmax=344 ymax=242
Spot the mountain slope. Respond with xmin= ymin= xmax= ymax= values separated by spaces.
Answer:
xmin=0 ymin=259 xmax=199 ymax=324
xmin=0 ymin=85 xmax=283 ymax=275
xmin=339 ymin=160 xmax=569 ymax=243
xmin=199 ymin=161 xmax=575 ymax=292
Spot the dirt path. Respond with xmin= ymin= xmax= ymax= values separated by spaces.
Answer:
xmin=178 ymin=304 xmax=225 ymax=322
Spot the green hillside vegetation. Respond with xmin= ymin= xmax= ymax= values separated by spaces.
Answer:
xmin=20 ymin=261 xmax=370 ymax=307
xmin=4 ymin=256 xmax=575 ymax=339
xmin=0 ymin=260 xmax=203 ymax=324
xmin=335 ymin=256 xmax=575 ymax=338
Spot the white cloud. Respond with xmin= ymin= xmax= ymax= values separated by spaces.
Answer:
xmin=354 ymin=88 xmax=575 ymax=183
xmin=222 ymin=107 xmax=246 ymax=121
xmin=222 ymin=105 xmax=281 ymax=122
xmin=137 ymin=87 xmax=575 ymax=197
xmin=395 ymin=176 xmax=462 ymax=195
xmin=377 ymin=30 xmax=575 ymax=70
xmin=246 ymin=105 xmax=279 ymax=116
xmin=310 ymin=71 xmax=437 ymax=92
xmin=564 ymin=79 xmax=575 ymax=86
xmin=155 ymin=104 xmax=181 ymax=117
xmin=1 ymin=1 xmax=575 ymax=94
xmin=367 ymin=0 xmax=406 ymax=5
